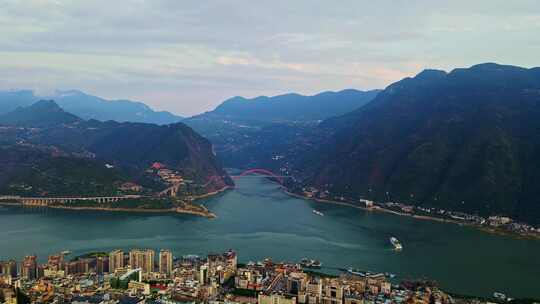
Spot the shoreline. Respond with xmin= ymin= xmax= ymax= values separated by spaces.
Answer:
xmin=0 ymin=202 xmax=217 ymax=218
xmin=191 ymin=185 xmax=231 ymax=202
xmin=0 ymin=183 xmax=234 ymax=219
xmin=50 ymin=205 xmax=217 ymax=218
xmin=282 ymin=189 xmax=540 ymax=240
xmin=0 ymin=185 xmax=232 ymax=219
xmin=0 ymin=188 xmax=233 ymax=219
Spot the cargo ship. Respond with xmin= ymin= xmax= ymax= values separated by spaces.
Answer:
xmin=390 ymin=237 xmax=403 ymax=250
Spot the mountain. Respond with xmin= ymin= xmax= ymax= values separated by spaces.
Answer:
xmin=0 ymin=90 xmax=36 ymax=113
xmin=0 ymin=100 xmax=81 ymax=127
xmin=0 ymin=102 xmax=231 ymax=196
xmin=208 ymin=89 xmax=380 ymax=122
xmin=183 ymin=89 xmax=380 ymax=169
xmin=0 ymin=145 xmax=128 ymax=197
xmin=50 ymin=90 xmax=183 ymax=124
xmin=296 ymin=63 xmax=540 ymax=225
xmin=0 ymin=90 xmax=183 ymax=124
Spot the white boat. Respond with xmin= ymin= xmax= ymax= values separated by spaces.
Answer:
xmin=493 ymin=292 xmax=507 ymax=300
xmin=301 ymin=258 xmax=322 ymax=268
xmin=390 ymin=237 xmax=403 ymax=250
xmin=310 ymin=260 xmax=322 ymax=268
xmin=313 ymin=210 xmax=324 ymax=216
xmin=385 ymin=272 xmax=396 ymax=279
xmin=347 ymin=268 xmax=368 ymax=277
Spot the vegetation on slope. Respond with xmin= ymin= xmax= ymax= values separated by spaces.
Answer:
xmin=300 ymin=63 xmax=540 ymax=225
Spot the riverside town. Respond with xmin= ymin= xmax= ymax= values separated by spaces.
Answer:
xmin=1 ymin=1 xmax=540 ymax=303
xmin=0 ymin=249 xmax=516 ymax=304
xmin=294 ymin=187 xmax=540 ymax=240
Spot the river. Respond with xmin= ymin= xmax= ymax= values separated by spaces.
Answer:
xmin=0 ymin=176 xmax=539 ymax=298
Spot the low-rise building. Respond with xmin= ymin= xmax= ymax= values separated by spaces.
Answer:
xmin=258 ymin=293 xmax=297 ymax=304
xmin=128 ymin=281 xmax=150 ymax=295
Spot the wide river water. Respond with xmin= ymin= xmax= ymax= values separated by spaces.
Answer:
xmin=1 ymin=176 xmax=539 ymax=298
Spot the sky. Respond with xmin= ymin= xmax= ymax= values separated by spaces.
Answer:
xmin=0 ymin=0 xmax=539 ymax=116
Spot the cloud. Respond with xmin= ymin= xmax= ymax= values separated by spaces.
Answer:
xmin=0 ymin=0 xmax=539 ymax=115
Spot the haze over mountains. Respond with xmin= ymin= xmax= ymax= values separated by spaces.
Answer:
xmin=0 ymin=100 xmax=81 ymax=128
xmin=1 ymin=63 xmax=539 ymax=225
xmin=0 ymin=90 xmax=183 ymax=125
xmin=183 ymin=89 xmax=381 ymax=166
xmin=186 ymin=62 xmax=540 ymax=226
xmin=209 ymin=89 xmax=381 ymax=122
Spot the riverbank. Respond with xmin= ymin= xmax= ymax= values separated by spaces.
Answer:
xmin=2 ymin=176 xmax=540 ymax=298
xmin=0 ymin=202 xmax=20 ymax=207
xmin=283 ymin=189 xmax=540 ymax=240
xmin=191 ymin=185 xmax=231 ymax=202
xmin=49 ymin=205 xmax=216 ymax=218
xmin=0 ymin=200 xmax=217 ymax=219
xmin=0 ymin=185 xmax=235 ymax=219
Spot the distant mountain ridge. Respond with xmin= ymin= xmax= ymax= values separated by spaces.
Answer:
xmin=296 ymin=63 xmax=540 ymax=225
xmin=0 ymin=90 xmax=36 ymax=113
xmin=184 ymin=89 xmax=381 ymax=165
xmin=206 ymin=89 xmax=381 ymax=122
xmin=0 ymin=100 xmax=81 ymax=127
xmin=0 ymin=90 xmax=183 ymax=124
xmin=0 ymin=100 xmax=231 ymax=196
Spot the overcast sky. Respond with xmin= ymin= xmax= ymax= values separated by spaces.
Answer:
xmin=0 ymin=0 xmax=539 ymax=116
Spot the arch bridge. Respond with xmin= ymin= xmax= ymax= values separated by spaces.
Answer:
xmin=231 ymin=169 xmax=289 ymax=185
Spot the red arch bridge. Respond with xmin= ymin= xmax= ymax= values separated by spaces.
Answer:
xmin=230 ymin=169 xmax=290 ymax=185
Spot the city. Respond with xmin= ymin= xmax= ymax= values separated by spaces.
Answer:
xmin=1 ymin=1 xmax=540 ymax=302
xmin=1 ymin=248 xmax=491 ymax=304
